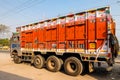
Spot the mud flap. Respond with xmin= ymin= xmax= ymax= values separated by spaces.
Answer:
xmin=89 ymin=62 xmax=94 ymax=73
xmin=106 ymin=66 xmax=113 ymax=71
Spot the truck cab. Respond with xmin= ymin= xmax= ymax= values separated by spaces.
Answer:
xmin=10 ymin=32 xmax=21 ymax=58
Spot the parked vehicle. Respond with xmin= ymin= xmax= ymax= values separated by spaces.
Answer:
xmin=10 ymin=6 xmax=119 ymax=76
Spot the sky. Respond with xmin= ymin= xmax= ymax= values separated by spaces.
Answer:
xmin=0 ymin=0 xmax=120 ymax=41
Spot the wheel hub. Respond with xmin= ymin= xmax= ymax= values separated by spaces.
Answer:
xmin=51 ymin=60 xmax=55 ymax=67
xmin=70 ymin=63 xmax=76 ymax=71
xmin=36 ymin=58 xmax=40 ymax=64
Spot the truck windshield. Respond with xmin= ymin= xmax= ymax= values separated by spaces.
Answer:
xmin=12 ymin=44 xmax=20 ymax=48
xmin=12 ymin=36 xmax=19 ymax=42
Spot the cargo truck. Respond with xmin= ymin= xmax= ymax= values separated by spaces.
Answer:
xmin=10 ymin=7 xmax=119 ymax=76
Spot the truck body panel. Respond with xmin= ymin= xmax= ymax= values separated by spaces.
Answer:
xmin=17 ymin=7 xmax=113 ymax=55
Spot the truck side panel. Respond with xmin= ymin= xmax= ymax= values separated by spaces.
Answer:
xmin=96 ymin=8 xmax=107 ymax=49
xmin=38 ymin=28 xmax=45 ymax=49
xmin=19 ymin=7 xmax=114 ymax=58
xmin=58 ymin=18 xmax=66 ymax=50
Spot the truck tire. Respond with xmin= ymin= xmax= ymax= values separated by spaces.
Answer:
xmin=46 ymin=56 xmax=61 ymax=72
xmin=33 ymin=55 xmax=45 ymax=69
xmin=13 ymin=54 xmax=21 ymax=64
xmin=64 ymin=57 xmax=83 ymax=76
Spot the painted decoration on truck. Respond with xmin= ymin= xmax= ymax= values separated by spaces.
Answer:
xmin=51 ymin=19 xmax=57 ymax=26
xmin=57 ymin=19 xmax=60 ymax=24
xmin=97 ymin=8 xmax=106 ymax=18
xmin=37 ymin=23 xmax=41 ymax=28
xmin=87 ymin=11 xmax=96 ymax=20
xmin=51 ymin=19 xmax=57 ymax=28
xmin=35 ymin=24 xmax=39 ymax=29
xmin=43 ymin=21 xmax=48 ymax=27
xmin=25 ymin=26 xmax=29 ymax=31
xmin=96 ymin=7 xmax=111 ymax=22
xmin=66 ymin=15 xmax=74 ymax=23
xmin=47 ymin=20 xmax=51 ymax=27
xmin=29 ymin=25 xmax=32 ymax=30
xmin=40 ymin=22 xmax=44 ymax=28
xmin=32 ymin=25 xmax=35 ymax=29
xmin=75 ymin=12 xmax=86 ymax=21
xmin=21 ymin=26 xmax=25 ymax=31
xmin=105 ymin=8 xmax=112 ymax=22
xmin=59 ymin=17 xmax=66 ymax=24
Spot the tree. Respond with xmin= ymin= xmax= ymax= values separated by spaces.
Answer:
xmin=0 ymin=24 xmax=10 ymax=38
xmin=0 ymin=38 xmax=10 ymax=46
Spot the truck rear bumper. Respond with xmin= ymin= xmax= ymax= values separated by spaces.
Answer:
xmin=81 ymin=53 xmax=109 ymax=62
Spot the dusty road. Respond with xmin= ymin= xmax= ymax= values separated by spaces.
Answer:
xmin=0 ymin=51 xmax=120 ymax=80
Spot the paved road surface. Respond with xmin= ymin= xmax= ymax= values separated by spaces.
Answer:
xmin=0 ymin=51 xmax=120 ymax=80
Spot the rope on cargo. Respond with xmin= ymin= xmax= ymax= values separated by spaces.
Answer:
xmin=95 ymin=39 xmax=106 ymax=61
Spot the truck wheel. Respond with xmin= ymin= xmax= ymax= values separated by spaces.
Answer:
xmin=46 ymin=56 xmax=61 ymax=72
xmin=64 ymin=57 xmax=83 ymax=76
xmin=13 ymin=54 xmax=21 ymax=64
xmin=33 ymin=55 xmax=45 ymax=69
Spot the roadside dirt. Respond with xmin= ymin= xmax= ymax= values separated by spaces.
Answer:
xmin=0 ymin=52 xmax=120 ymax=80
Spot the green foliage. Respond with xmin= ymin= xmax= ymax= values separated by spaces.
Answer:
xmin=0 ymin=38 xmax=10 ymax=46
